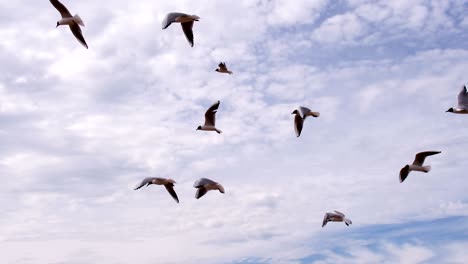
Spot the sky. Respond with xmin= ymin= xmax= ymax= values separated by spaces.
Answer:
xmin=0 ymin=0 xmax=467 ymax=263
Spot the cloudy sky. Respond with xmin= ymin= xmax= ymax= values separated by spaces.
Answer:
xmin=1 ymin=0 xmax=467 ymax=263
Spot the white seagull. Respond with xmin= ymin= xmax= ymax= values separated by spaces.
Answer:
xmin=322 ymin=210 xmax=352 ymax=227
xmin=399 ymin=151 xmax=441 ymax=183
xmin=291 ymin=106 xmax=320 ymax=137
xmin=162 ymin=12 xmax=200 ymax=47
xmin=49 ymin=0 xmax=88 ymax=49
xmin=193 ymin=178 xmax=225 ymax=199
xmin=215 ymin=62 xmax=233 ymax=74
xmin=196 ymin=100 xmax=222 ymax=134
xmin=134 ymin=177 xmax=179 ymax=203
xmin=447 ymin=85 xmax=468 ymax=114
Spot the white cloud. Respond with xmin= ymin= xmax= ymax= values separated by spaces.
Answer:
xmin=312 ymin=13 xmax=367 ymax=44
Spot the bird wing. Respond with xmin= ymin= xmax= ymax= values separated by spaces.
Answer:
xmin=413 ymin=151 xmax=441 ymax=166
xmin=322 ymin=213 xmax=330 ymax=227
xmin=195 ymin=187 xmax=208 ymax=199
xmin=344 ymin=218 xmax=352 ymax=226
xmin=181 ymin=21 xmax=194 ymax=47
xmin=162 ymin=12 xmax=186 ymax=29
xmin=204 ymin=101 xmax=220 ymax=127
xmin=219 ymin=62 xmax=228 ymax=71
xmin=334 ymin=210 xmax=345 ymax=217
xmin=193 ymin=178 xmax=216 ymax=188
xmin=399 ymin=165 xmax=410 ymax=183
xmin=164 ymin=183 xmax=179 ymax=203
xmin=457 ymin=85 xmax=468 ymax=109
xmin=298 ymin=106 xmax=312 ymax=118
xmin=294 ymin=114 xmax=304 ymax=137
xmin=69 ymin=23 xmax=88 ymax=49
xmin=134 ymin=177 xmax=155 ymax=190
xmin=49 ymin=0 xmax=72 ymax=18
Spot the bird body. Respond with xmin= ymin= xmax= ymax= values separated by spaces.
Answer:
xmin=193 ymin=178 xmax=225 ymax=199
xmin=49 ymin=0 xmax=88 ymax=49
xmin=57 ymin=15 xmax=84 ymax=27
xmin=291 ymin=106 xmax=320 ymax=137
xmin=216 ymin=62 xmax=233 ymax=74
xmin=322 ymin=211 xmax=352 ymax=227
xmin=399 ymin=151 xmax=441 ymax=183
xmin=162 ymin=12 xmax=199 ymax=47
xmin=197 ymin=100 xmax=222 ymax=134
xmin=447 ymin=85 xmax=468 ymax=114
xmin=134 ymin=177 xmax=179 ymax=203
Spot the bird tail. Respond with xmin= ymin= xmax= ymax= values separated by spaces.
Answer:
xmin=344 ymin=218 xmax=352 ymax=226
xmin=73 ymin=14 xmax=85 ymax=27
xmin=422 ymin=165 xmax=431 ymax=173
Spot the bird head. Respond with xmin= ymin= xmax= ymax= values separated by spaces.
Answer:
xmin=446 ymin=108 xmax=454 ymax=113
xmin=196 ymin=126 xmax=202 ymax=130
xmin=191 ymin=15 xmax=200 ymax=21
xmin=215 ymin=69 xmax=219 ymax=72
xmin=56 ymin=21 xmax=60 ymax=28
xmin=291 ymin=110 xmax=299 ymax=115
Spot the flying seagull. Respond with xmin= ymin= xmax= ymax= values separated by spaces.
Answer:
xmin=291 ymin=106 xmax=320 ymax=137
xmin=447 ymin=85 xmax=468 ymax=114
xmin=162 ymin=12 xmax=200 ymax=47
xmin=215 ymin=62 xmax=233 ymax=74
xmin=134 ymin=177 xmax=179 ymax=203
xmin=399 ymin=151 xmax=441 ymax=183
xmin=322 ymin=210 xmax=352 ymax=227
xmin=196 ymin=100 xmax=222 ymax=134
xmin=193 ymin=178 xmax=225 ymax=199
xmin=49 ymin=0 xmax=88 ymax=49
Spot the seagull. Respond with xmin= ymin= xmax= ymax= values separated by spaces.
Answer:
xmin=49 ymin=0 xmax=88 ymax=49
xmin=399 ymin=151 xmax=441 ymax=183
xmin=196 ymin=100 xmax=222 ymax=134
xmin=291 ymin=106 xmax=320 ymax=137
xmin=215 ymin=62 xmax=233 ymax=74
xmin=162 ymin=12 xmax=200 ymax=47
xmin=134 ymin=177 xmax=179 ymax=203
xmin=322 ymin=210 xmax=352 ymax=227
xmin=193 ymin=178 xmax=225 ymax=199
xmin=447 ymin=85 xmax=468 ymax=114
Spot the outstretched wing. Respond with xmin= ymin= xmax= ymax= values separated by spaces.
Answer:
xmin=298 ymin=106 xmax=312 ymax=118
xmin=413 ymin=151 xmax=441 ymax=166
xmin=294 ymin=114 xmax=303 ymax=137
xmin=457 ymin=85 xmax=468 ymax=109
xmin=399 ymin=165 xmax=410 ymax=183
xmin=181 ymin=21 xmax=194 ymax=47
xmin=50 ymin=0 xmax=72 ymax=18
xmin=219 ymin=62 xmax=228 ymax=71
xmin=195 ymin=187 xmax=208 ymax=199
xmin=322 ymin=213 xmax=330 ymax=227
xmin=334 ymin=210 xmax=345 ymax=217
xmin=69 ymin=23 xmax=88 ymax=49
xmin=162 ymin=12 xmax=186 ymax=29
xmin=193 ymin=178 xmax=216 ymax=188
xmin=134 ymin=177 xmax=154 ymax=190
xmin=204 ymin=101 xmax=220 ymax=126
xmin=164 ymin=183 xmax=179 ymax=203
